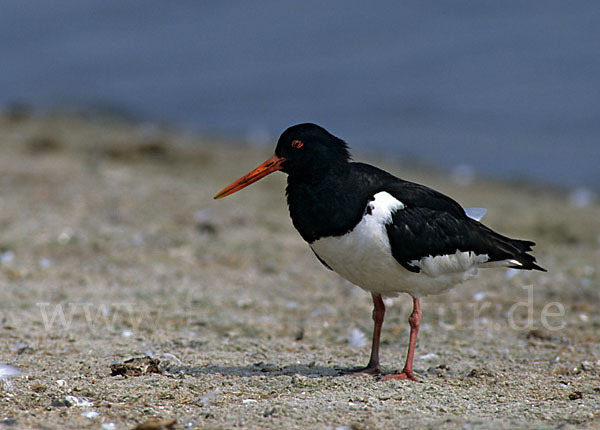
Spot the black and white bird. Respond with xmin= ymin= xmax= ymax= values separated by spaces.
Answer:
xmin=214 ymin=123 xmax=545 ymax=381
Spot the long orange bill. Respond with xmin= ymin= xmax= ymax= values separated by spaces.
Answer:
xmin=213 ymin=154 xmax=286 ymax=199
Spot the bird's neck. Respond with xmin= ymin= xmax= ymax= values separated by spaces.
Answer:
xmin=285 ymin=164 xmax=371 ymax=243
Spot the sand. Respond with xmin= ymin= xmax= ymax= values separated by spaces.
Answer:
xmin=0 ymin=112 xmax=599 ymax=429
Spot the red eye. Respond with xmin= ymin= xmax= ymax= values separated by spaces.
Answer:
xmin=291 ymin=139 xmax=304 ymax=149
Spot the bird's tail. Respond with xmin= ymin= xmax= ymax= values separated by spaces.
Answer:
xmin=473 ymin=221 xmax=546 ymax=272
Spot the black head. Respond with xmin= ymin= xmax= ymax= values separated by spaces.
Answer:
xmin=214 ymin=123 xmax=350 ymax=199
xmin=275 ymin=123 xmax=351 ymax=175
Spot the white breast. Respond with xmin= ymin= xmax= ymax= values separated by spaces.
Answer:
xmin=310 ymin=191 xmax=488 ymax=297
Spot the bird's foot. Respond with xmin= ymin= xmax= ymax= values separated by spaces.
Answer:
xmin=381 ymin=370 xmax=418 ymax=381
xmin=338 ymin=365 xmax=381 ymax=376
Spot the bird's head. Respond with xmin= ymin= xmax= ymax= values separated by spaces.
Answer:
xmin=214 ymin=123 xmax=350 ymax=199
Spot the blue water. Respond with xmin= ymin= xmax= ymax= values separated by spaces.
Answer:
xmin=2 ymin=1 xmax=599 ymax=188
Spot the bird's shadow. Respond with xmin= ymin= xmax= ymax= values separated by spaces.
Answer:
xmin=173 ymin=362 xmax=344 ymax=378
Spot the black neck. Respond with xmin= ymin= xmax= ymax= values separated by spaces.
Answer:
xmin=286 ymin=162 xmax=386 ymax=243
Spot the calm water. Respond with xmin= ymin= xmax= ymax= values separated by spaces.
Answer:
xmin=2 ymin=1 xmax=599 ymax=188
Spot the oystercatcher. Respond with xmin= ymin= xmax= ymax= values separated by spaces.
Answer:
xmin=214 ymin=123 xmax=545 ymax=381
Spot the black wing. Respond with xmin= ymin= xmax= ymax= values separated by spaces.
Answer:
xmin=382 ymin=182 xmax=545 ymax=273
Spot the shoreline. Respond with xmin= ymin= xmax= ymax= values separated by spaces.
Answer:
xmin=4 ymin=105 xmax=598 ymax=195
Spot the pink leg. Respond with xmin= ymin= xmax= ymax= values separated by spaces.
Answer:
xmin=341 ymin=293 xmax=385 ymax=375
xmin=382 ymin=296 xmax=422 ymax=381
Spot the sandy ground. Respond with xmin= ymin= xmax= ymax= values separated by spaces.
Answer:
xmin=0 ymin=112 xmax=599 ymax=429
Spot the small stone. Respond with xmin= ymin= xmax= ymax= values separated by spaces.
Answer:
xmin=468 ymin=368 xmax=494 ymax=378
xmin=110 ymin=356 xmax=161 ymax=377
xmin=291 ymin=374 xmax=309 ymax=385
xmin=64 ymin=395 xmax=93 ymax=407
xmin=57 ymin=227 xmax=75 ymax=245
xmin=50 ymin=398 xmax=72 ymax=408
xmin=133 ymin=418 xmax=177 ymax=430
xmin=569 ymin=391 xmax=583 ymax=400
xmin=11 ymin=343 xmax=32 ymax=354
xmin=0 ymin=250 xmax=15 ymax=265
xmin=581 ymin=361 xmax=594 ymax=371
xmin=38 ymin=257 xmax=53 ymax=268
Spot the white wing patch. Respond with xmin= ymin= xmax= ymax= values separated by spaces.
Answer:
xmin=365 ymin=191 xmax=405 ymax=221
xmin=465 ymin=207 xmax=487 ymax=221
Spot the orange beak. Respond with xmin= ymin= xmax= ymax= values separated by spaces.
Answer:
xmin=214 ymin=154 xmax=286 ymax=199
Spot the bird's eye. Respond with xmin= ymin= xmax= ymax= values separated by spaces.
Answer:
xmin=291 ymin=139 xmax=304 ymax=149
